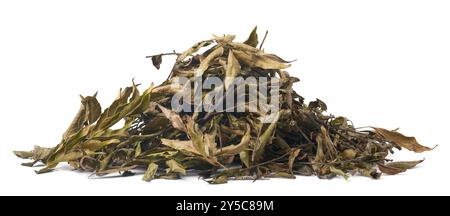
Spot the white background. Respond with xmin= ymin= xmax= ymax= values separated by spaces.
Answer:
xmin=1 ymin=0 xmax=449 ymax=196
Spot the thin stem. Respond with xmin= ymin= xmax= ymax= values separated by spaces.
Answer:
xmin=145 ymin=51 xmax=180 ymax=59
xmin=259 ymin=30 xmax=269 ymax=50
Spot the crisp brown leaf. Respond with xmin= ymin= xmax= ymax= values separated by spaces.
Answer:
xmin=386 ymin=160 xmax=424 ymax=169
xmin=373 ymin=128 xmax=436 ymax=153
xmin=378 ymin=163 xmax=406 ymax=175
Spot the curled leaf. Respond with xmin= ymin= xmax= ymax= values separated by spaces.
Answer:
xmin=216 ymin=124 xmax=251 ymax=156
xmin=177 ymin=40 xmax=212 ymax=62
xmin=330 ymin=166 xmax=349 ymax=180
xmin=151 ymin=55 xmax=163 ymax=70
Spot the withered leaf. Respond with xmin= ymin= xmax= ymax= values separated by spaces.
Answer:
xmin=254 ymin=112 xmax=280 ymax=162
xmin=377 ymin=163 xmax=407 ymax=175
xmin=177 ymin=40 xmax=212 ymax=62
xmin=216 ymin=124 xmax=250 ymax=156
xmin=288 ymin=149 xmax=301 ymax=174
xmin=330 ymin=166 xmax=349 ymax=180
xmin=142 ymin=163 xmax=159 ymax=182
xmin=224 ymin=50 xmax=241 ymax=90
xmin=373 ymin=128 xmax=436 ymax=153
xmin=244 ymin=26 xmax=259 ymax=48
xmin=158 ymin=104 xmax=187 ymax=132
xmin=14 ymin=28 xmax=434 ymax=184
xmin=385 ymin=160 xmax=424 ymax=170
xmin=233 ymin=50 xmax=291 ymax=70
xmin=151 ymin=55 xmax=163 ymax=70
xmin=160 ymin=139 xmax=201 ymax=155
xmin=165 ymin=159 xmax=186 ymax=175
xmin=196 ymin=46 xmax=224 ymax=77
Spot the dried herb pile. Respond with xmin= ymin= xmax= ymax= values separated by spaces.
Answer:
xmin=14 ymin=28 xmax=435 ymax=183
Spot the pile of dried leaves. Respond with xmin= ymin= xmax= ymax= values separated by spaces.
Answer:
xmin=14 ymin=28 xmax=436 ymax=183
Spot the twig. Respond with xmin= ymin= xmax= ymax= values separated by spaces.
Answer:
xmin=145 ymin=51 xmax=180 ymax=59
xmin=242 ymin=150 xmax=292 ymax=172
xmin=259 ymin=30 xmax=269 ymax=50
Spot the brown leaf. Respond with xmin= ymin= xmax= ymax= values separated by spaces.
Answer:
xmin=288 ymin=149 xmax=301 ymax=174
xmin=385 ymin=160 xmax=424 ymax=169
xmin=378 ymin=163 xmax=406 ymax=175
xmin=373 ymin=128 xmax=436 ymax=153
xmin=216 ymin=124 xmax=251 ymax=156
xmin=233 ymin=50 xmax=290 ymax=70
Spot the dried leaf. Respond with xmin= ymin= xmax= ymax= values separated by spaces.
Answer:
xmin=330 ymin=166 xmax=349 ymax=180
xmin=254 ymin=112 xmax=280 ymax=162
xmin=142 ymin=163 xmax=159 ymax=182
xmin=151 ymin=55 xmax=162 ymax=70
xmin=288 ymin=149 xmax=301 ymax=174
xmin=160 ymin=139 xmax=201 ymax=155
xmin=216 ymin=124 xmax=250 ymax=156
xmin=378 ymin=163 xmax=407 ymax=175
xmin=224 ymin=51 xmax=241 ymax=90
xmin=373 ymin=128 xmax=436 ymax=153
xmin=13 ymin=151 xmax=34 ymax=159
xmin=386 ymin=160 xmax=424 ymax=169
xmin=177 ymin=40 xmax=212 ymax=62
xmin=243 ymin=26 xmax=259 ymax=47
xmin=195 ymin=46 xmax=224 ymax=76
xmin=158 ymin=105 xmax=187 ymax=132
xmin=165 ymin=159 xmax=186 ymax=175
xmin=233 ymin=50 xmax=290 ymax=70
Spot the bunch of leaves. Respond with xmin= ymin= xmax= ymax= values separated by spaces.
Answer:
xmin=14 ymin=27 xmax=436 ymax=183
